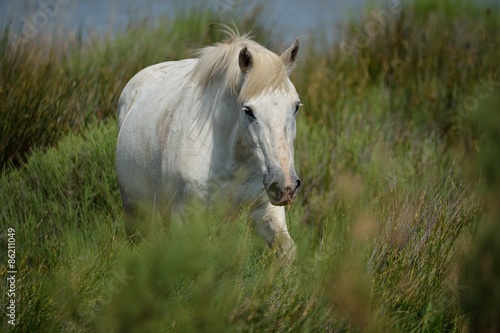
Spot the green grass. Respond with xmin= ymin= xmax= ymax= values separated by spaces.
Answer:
xmin=1 ymin=1 xmax=499 ymax=332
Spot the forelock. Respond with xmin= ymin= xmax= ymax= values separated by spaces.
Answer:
xmin=192 ymin=29 xmax=292 ymax=102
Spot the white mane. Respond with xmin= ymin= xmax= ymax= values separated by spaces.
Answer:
xmin=192 ymin=28 xmax=291 ymax=102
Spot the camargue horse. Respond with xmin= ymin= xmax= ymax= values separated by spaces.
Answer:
xmin=116 ymin=29 xmax=301 ymax=261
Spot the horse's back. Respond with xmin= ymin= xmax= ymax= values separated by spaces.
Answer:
xmin=118 ymin=59 xmax=197 ymax=129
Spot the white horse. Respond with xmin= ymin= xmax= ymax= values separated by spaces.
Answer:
xmin=116 ymin=29 xmax=301 ymax=260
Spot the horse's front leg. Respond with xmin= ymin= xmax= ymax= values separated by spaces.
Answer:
xmin=251 ymin=202 xmax=296 ymax=262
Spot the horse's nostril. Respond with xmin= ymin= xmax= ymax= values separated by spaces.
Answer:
xmin=295 ymin=178 xmax=302 ymax=191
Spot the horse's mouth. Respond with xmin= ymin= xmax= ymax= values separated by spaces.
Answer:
xmin=267 ymin=187 xmax=295 ymax=206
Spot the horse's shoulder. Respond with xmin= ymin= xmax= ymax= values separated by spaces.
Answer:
xmin=119 ymin=59 xmax=198 ymax=123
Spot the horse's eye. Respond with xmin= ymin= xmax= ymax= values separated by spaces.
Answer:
xmin=243 ymin=106 xmax=256 ymax=120
xmin=294 ymin=102 xmax=302 ymax=116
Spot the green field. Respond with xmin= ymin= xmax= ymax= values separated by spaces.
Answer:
xmin=1 ymin=1 xmax=499 ymax=332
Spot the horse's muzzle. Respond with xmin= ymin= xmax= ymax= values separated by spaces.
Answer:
xmin=266 ymin=178 xmax=301 ymax=206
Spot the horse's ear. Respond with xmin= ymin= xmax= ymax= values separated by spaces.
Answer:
xmin=239 ymin=47 xmax=253 ymax=73
xmin=281 ymin=38 xmax=299 ymax=74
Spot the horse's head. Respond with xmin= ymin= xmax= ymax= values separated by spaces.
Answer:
xmin=237 ymin=39 xmax=302 ymax=206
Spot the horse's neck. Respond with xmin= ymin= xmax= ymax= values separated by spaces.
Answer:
xmin=203 ymin=82 xmax=240 ymax=141
xmin=198 ymin=84 xmax=243 ymax=173
xmin=218 ymin=103 xmax=241 ymax=155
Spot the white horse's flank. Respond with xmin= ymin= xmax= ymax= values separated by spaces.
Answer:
xmin=116 ymin=30 xmax=301 ymax=260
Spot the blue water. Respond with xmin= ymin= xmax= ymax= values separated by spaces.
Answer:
xmin=0 ymin=0 xmax=377 ymax=45
xmin=1 ymin=0 xmax=499 ymax=46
